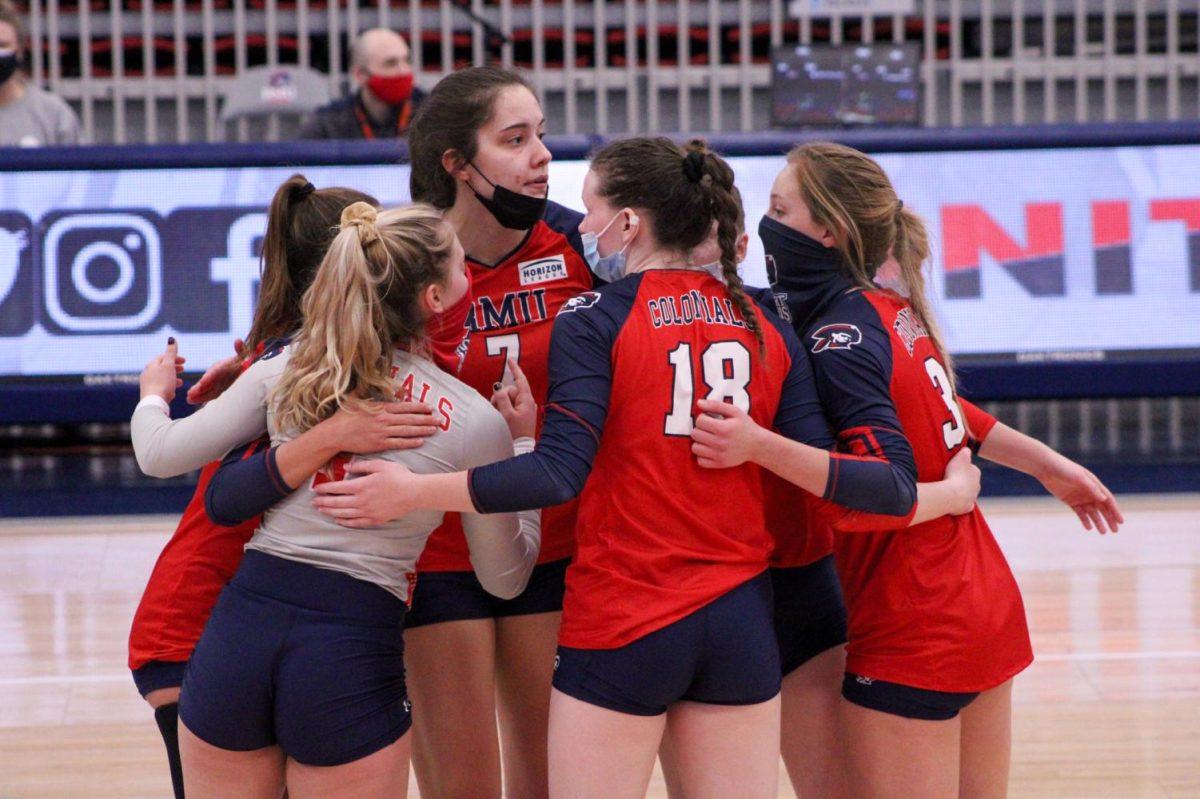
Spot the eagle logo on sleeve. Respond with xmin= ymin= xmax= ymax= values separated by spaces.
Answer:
xmin=810 ymin=323 xmax=863 ymax=353
xmin=556 ymin=291 xmax=602 ymax=316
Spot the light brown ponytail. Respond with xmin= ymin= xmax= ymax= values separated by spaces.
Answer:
xmin=788 ymin=142 xmax=958 ymax=394
xmin=245 ymin=174 xmax=378 ymax=353
xmin=892 ymin=203 xmax=957 ymax=394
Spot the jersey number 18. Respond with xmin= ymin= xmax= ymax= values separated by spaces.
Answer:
xmin=664 ymin=341 xmax=752 ymax=436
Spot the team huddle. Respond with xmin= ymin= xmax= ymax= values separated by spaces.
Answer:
xmin=127 ymin=67 xmax=1124 ymax=799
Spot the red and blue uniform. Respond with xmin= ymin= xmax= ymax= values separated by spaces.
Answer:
xmin=815 ymin=289 xmax=1031 ymax=694
xmin=467 ymin=269 xmax=919 ymax=714
xmin=761 ymin=216 xmax=1030 ymax=709
xmin=128 ymin=344 xmax=269 ymax=696
xmin=402 ymin=201 xmax=598 ymax=626
xmin=417 ymin=201 xmax=593 ymax=574
xmin=750 ymin=281 xmax=1001 ymax=678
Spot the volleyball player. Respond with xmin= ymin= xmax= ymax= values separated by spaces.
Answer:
xmin=397 ymin=66 xmax=598 ymax=799
xmin=127 ymin=176 xmax=436 ymax=799
xmin=309 ymin=138 xmax=981 ymax=799
xmin=131 ymin=203 xmax=541 ymax=798
xmin=658 ymin=192 xmax=855 ymax=799
xmin=666 ymin=188 xmax=984 ymax=799
xmin=691 ymin=142 xmax=1122 ymax=799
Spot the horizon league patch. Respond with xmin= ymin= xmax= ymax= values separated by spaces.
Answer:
xmin=518 ymin=255 xmax=569 ymax=286
xmin=810 ymin=322 xmax=862 ymax=353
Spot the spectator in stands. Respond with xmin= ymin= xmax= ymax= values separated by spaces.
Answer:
xmin=300 ymin=27 xmax=422 ymax=140
xmin=0 ymin=0 xmax=80 ymax=146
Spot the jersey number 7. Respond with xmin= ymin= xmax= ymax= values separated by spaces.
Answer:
xmin=486 ymin=333 xmax=521 ymax=386
xmin=664 ymin=340 xmax=752 ymax=436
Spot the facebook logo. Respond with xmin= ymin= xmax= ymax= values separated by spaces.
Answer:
xmin=160 ymin=208 xmax=267 ymax=334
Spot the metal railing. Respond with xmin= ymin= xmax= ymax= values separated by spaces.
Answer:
xmin=981 ymin=396 xmax=1200 ymax=461
xmin=14 ymin=0 xmax=1200 ymax=143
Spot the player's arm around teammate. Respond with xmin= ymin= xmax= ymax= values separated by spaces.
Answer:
xmin=133 ymin=203 xmax=540 ymax=799
xmin=126 ymin=176 xmax=434 ymax=799
xmin=135 ymin=345 xmax=436 ymax=480
xmin=196 ymin=232 xmax=476 ymax=529
xmin=691 ymin=400 xmax=980 ymax=521
xmin=311 ymin=138 xmax=957 ymax=799
xmin=749 ymin=142 xmax=1121 ymax=799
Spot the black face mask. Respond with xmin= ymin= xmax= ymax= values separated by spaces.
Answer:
xmin=758 ymin=215 xmax=853 ymax=330
xmin=468 ymin=162 xmax=548 ymax=231
xmin=0 ymin=51 xmax=19 ymax=85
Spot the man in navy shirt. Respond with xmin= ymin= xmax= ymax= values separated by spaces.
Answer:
xmin=299 ymin=28 xmax=423 ymax=140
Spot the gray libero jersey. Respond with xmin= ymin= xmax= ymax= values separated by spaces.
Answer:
xmin=131 ymin=346 xmax=540 ymax=602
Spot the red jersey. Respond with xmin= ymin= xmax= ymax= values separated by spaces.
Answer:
xmin=766 ymin=474 xmax=835 ymax=568
xmin=128 ymin=447 xmax=263 ymax=669
xmin=418 ymin=202 xmax=595 ymax=572
xmin=810 ymin=289 xmax=1032 ymax=693
xmin=767 ymin=398 xmax=998 ymax=569
xmin=961 ymin=398 xmax=999 ymax=442
xmin=469 ymin=270 xmax=919 ymax=650
xmin=562 ymin=272 xmax=790 ymax=648
xmin=128 ymin=343 xmax=274 ymax=670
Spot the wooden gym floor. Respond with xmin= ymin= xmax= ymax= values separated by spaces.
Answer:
xmin=1 ymin=494 xmax=1198 ymax=798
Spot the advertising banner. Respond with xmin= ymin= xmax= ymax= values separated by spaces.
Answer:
xmin=2 ymin=144 xmax=1198 ymax=386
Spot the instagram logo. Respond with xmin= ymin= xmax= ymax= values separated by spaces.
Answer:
xmin=42 ymin=212 xmax=162 ymax=333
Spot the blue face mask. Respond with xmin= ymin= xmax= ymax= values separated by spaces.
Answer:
xmin=581 ymin=210 xmax=637 ymax=283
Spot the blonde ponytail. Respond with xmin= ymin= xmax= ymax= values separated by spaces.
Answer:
xmin=271 ymin=202 xmax=456 ymax=434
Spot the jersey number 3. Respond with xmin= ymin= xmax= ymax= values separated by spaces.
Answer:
xmin=924 ymin=357 xmax=966 ymax=449
xmin=664 ymin=341 xmax=751 ymax=436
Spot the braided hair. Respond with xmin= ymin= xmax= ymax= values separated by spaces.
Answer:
xmin=587 ymin=137 xmax=763 ymax=350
